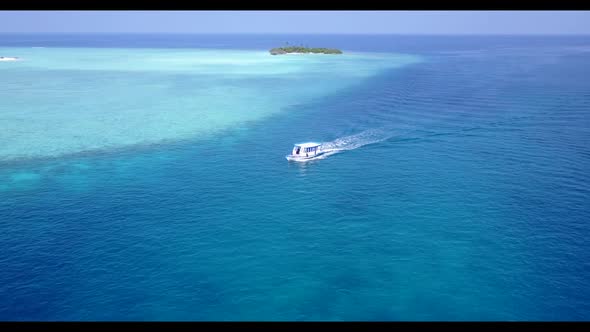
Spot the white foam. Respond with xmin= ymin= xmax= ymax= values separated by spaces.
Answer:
xmin=296 ymin=128 xmax=396 ymax=162
xmin=321 ymin=128 xmax=394 ymax=153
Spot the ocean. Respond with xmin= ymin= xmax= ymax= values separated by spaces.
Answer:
xmin=0 ymin=34 xmax=589 ymax=321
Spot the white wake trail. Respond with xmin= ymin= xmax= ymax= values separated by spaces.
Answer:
xmin=317 ymin=128 xmax=396 ymax=158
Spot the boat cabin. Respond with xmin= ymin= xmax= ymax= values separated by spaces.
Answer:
xmin=291 ymin=142 xmax=321 ymax=157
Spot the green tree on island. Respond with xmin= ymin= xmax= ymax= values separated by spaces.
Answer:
xmin=269 ymin=46 xmax=343 ymax=55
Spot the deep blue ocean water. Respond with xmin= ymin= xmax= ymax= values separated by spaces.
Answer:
xmin=0 ymin=34 xmax=589 ymax=321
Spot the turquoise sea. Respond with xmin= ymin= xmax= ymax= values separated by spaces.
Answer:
xmin=0 ymin=34 xmax=589 ymax=320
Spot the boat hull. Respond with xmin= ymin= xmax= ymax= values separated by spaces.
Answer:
xmin=286 ymin=151 xmax=326 ymax=162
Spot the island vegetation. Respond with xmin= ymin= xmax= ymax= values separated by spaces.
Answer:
xmin=269 ymin=44 xmax=343 ymax=55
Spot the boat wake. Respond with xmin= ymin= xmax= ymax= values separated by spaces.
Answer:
xmin=314 ymin=128 xmax=396 ymax=160
xmin=312 ymin=110 xmax=548 ymax=162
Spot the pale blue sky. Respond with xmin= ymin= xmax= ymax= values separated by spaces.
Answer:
xmin=0 ymin=11 xmax=589 ymax=34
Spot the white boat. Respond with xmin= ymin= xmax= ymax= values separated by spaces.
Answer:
xmin=0 ymin=56 xmax=19 ymax=62
xmin=286 ymin=142 xmax=326 ymax=161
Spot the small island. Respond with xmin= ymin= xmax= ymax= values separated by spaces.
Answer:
xmin=269 ymin=46 xmax=343 ymax=55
